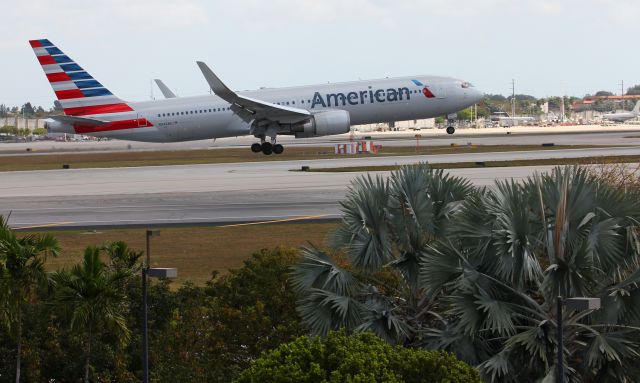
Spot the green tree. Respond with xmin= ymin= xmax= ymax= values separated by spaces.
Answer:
xmin=0 ymin=126 xmax=18 ymax=135
xmin=235 ymin=331 xmax=481 ymax=383
xmin=0 ymin=215 xmax=59 ymax=383
xmin=52 ymin=247 xmax=132 ymax=383
xmin=595 ymin=90 xmax=614 ymax=97
xmin=626 ymin=84 xmax=640 ymax=95
xmin=457 ymin=107 xmax=472 ymax=120
xmin=421 ymin=166 xmax=640 ymax=382
xmin=103 ymin=241 xmax=143 ymax=273
xmin=151 ymin=247 xmax=307 ymax=382
xmin=31 ymin=128 xmax=47 ymax=136
xmin=19 ymin=103 xmax=34 ymax=117
xmin=292 ymin=165 xmax=474 ymax=344
xmin=293 ymin=165 xmax=640 ymax=382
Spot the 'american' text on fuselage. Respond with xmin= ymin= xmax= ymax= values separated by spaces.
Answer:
xmin=311 ymin=87 xmax=412 ymax=108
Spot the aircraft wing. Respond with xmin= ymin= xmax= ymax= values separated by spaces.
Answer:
xmin=154 ymin=79 xmax=177 ymax=98
xmin=49 ymin=115 xmax=108 ymax=126
xmin=196 ymin=61 xmax=311 ymax=124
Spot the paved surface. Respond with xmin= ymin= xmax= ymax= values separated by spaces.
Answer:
xmin=2 ymin=125 xmax=640 ymax=155
xmin=2 ymin=146 xmax=639 ymax=229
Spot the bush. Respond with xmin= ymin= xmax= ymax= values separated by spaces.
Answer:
xmin=235 ymin=331 xmax=481 ymax=383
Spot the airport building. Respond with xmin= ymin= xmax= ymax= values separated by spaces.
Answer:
xmin=1 ymin=115 xmax=47 ymax=130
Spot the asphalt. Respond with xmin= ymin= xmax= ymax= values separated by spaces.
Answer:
xmin=2 ymin=125 xmax=640 ymax=155
xmin=2 ymin=145 xmax=639 ymax=229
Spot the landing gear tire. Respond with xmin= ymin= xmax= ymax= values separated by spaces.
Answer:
xmin=273 ymin=144 xmax=284 ymax=155
xmin=251 ymin=143 xmax=262 ymax=153
xmin=446 ymin=126 xmax=455 ymax=135
xmin=261 ymin=142 xmax=273 ymax=155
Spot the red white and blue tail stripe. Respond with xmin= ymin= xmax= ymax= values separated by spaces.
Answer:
xmin=29 ymin=39 xmax=134 ymax=117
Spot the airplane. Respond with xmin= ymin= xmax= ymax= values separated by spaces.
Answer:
xmin=602 ymin=100 xmax=640 ymax=123
xmin=31 ymin=38 xmax=484 ymax=155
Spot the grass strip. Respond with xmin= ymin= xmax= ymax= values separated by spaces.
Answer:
xmin=23 ymin=222 xmax=338 ymax=286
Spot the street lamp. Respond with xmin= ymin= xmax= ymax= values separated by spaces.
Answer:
xmin=142 ymin=229 xmax=177 ymax=383
xmin=556 ymin=296 xmax=601 ymax=383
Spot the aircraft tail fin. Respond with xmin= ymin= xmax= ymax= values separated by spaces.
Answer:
xmin=29 ymin=39 xmax=133 ymax=116
xmin=633 ymin=100 xmax=640 ymax=114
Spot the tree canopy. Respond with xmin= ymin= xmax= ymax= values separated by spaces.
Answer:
xmin=626 ymin=84 xmax=640 ymax=95
xmin=235 ymin=331 xmax=481 ymax=383
xmin=292 ymin=164 xmax=640 ymax=382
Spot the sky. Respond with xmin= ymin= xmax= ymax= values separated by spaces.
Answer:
xmin=0 ymin=0 xmax=639 ymax=109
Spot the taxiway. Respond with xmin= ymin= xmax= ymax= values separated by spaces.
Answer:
xmin=2 ymin=145 xmax=639 ymax=229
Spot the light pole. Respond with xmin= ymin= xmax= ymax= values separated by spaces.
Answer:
xmin=556 ymin=296 xmax=601 ymax=383
xmin=142 ymin=230 xmax=177 ymax=383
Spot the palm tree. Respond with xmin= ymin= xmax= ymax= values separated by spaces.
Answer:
xmin=293 ymin=165 xmax=640 ymax=382
xmin=292 ymin=164 xmax=474 ymax=344
xmin=420 ymin=166 xmax=640 ymax=382
xmin=102 ymin=240 xmax=143 ymax=273
xmin=52 ymin=246 xmax=131 ymax=383
xmin=0 ymin=215 xmax=59 ymax=383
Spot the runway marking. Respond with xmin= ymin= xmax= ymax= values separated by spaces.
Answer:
xmin=215 ymin=214 xmax=334 ymax=228
xmin=14 ymin=221 xmax=75 ymax=230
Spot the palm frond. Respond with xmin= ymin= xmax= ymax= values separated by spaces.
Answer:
xmin=355 ymin=295 xmax=413 ymax=344
xmin=330 ymin=173 xmax=393 ymax=272
xmin=290 ymin=245 xmax=360 ymax=296
xmin=296 ymin=288 xmax=363 ymax=337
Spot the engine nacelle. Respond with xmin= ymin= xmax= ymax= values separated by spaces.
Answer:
xmin=293 ymin=110 xmax=351 ymax=138
xmin=44 ymin=118 xmax=74 ymax=134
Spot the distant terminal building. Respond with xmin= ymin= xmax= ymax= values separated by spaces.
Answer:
xmin=1 ymin=115 xmax=47 ymax=130
xmin=572 ymin=95 xmax=640 ymax=110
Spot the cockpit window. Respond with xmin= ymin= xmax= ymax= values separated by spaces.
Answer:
xmin=461 ymin=82 xmax=473 ymax=88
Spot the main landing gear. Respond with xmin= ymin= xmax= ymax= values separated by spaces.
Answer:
xmin=251 ymin=142 xmax=284 ymax=155
xmin=446 ymin=126 xmax=456 ymax=134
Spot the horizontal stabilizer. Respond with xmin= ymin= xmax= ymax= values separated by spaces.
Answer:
xmin=49 ymin=115 xmax=108 ymax=126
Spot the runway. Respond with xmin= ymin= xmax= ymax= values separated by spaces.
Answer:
xmin=2 ymin=145 xmax=639 ymax=229
xmin=2 ymin=125 xmax=640 ymax=155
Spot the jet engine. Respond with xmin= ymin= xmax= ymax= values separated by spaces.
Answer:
xmin=44 ymin=119 xmax=74 ymax=134
xmin=292 ymin=110 xmax=350 ymax=138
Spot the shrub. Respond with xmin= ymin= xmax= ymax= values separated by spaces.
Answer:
xmin=235 ymin=331 xmax=481 ymax=383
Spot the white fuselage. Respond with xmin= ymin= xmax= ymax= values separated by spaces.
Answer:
xmin=602 ymin=112 xmax=638 ymax=122
xmin=49 ymin=75 xmax=483 ymax=142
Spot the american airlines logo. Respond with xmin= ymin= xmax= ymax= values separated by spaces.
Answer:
xmin=311 ymin=81 xmax=435 ymax=109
